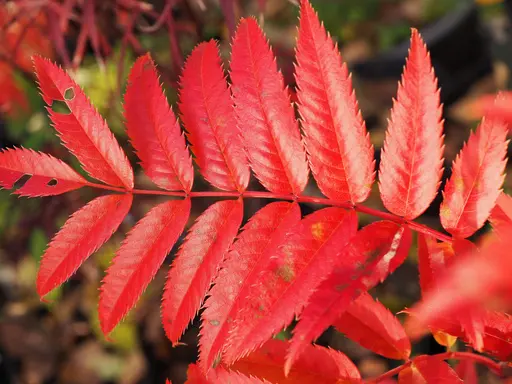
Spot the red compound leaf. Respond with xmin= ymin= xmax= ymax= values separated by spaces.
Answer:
xmin=0 ymin=147 xmax=86 ymax=197
xmin=162 ymin=199 xmax=244 ymax=344
xmin=199 ymin=202 xmax=300 ymax=371
xmin=37 ymin=194 xmax=132 ymax=297
xmin=296 ymin=0 xmax=374 ymax=203
xmin=225 ymin=208 xmax=358 ymax=366
xmin=230 ymin=18 xmax=309 ymax=195
xmin=378 ymin=29 xmax=444 ymax=220
xmin=124 ymin=54 xmax=193 ymax=192
xmin=180 ymin=40 xmax=249 ymax=192
xmin=33 ymin=56 xmax=134 ymax=189
xmin=286 ymin=221 xmax=412 ymax=372
xmin=99 ymin=198 xmax=191 ymax=335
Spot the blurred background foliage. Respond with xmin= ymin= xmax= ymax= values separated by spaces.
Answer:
xmin=0 ymin=0 xmax=512 ymax=383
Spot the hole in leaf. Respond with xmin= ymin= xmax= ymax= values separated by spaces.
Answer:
xmin=51 ymin=99 xmax=71 ymax=115
xmin=47 ymin=178 xmax=58 ymax=187
xmin=13 ymin=174 xmax=32 ymax=190
xmin=64 ymin=87 xmax=74 ymax=100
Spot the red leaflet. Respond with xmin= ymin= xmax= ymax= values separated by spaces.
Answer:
xmin=99 ymin=199 xmax=191 ymax=335
xmin=185 ymin=364 xmax=267 ymax=384
xmin=230 ymin=339 xmax=361 ymax=383
xmin=33 ymin=56 xmax=134 ymax=189
xmin=124 ymin=54 xmax=194 ymax=192
xmin=399 ymin=357 xmax=462 ymax=383
xmin=37 ymin=194 xmax=132 ymax=297
xmin=179 ymin=41 xmax=249 ymax=192
xmin=295 ymin=0 xmax=374 ymax=203
xmin=287 ymin=222 xmax=412 ymax=371
xmin=199 ymin=202 xmax=300 ymax=371
xmin=162 ymin=199 xmax=243 ymax=344
xmin=0 ymin=147 xmax=86 ymax=196
xmin=489 ymin=192 xmax=512 ymax=237
xmin=378 ymin=29 xmax=444 ymax=220
xmin=225 ymin=208 xmax=358 ymax=365
xmin=333 ymin=292 xmax=411 ymax=360
xmin=230 ymin=18 xmax=309 ymax=195
xmin=440 ymin=102 xmax=508 ymax=238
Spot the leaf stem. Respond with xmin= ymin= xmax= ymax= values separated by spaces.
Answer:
xmin=83 ymin=182 xmax=452 ymax=243
xmin=366 ymin=352 xmax=503 ymax=383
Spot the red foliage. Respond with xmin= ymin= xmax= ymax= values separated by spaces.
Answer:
xmin=1 ymin=1 xmax=512 ymax=382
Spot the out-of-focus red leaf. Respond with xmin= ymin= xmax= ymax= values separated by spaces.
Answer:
xmin=180 ymin=40 xmax=249 ymax=192
xmin=398 ymin=356 xmax=462 ymax=383
xmin=333 ymin=292 xmax=411 ymax=360
xmin=37 ymin=194 xmax=132 ymax=297
xmin=230 ymin=18 xmax=309 ymax=195
xmin=489 ymin=192 xmax=512 ymax=238
xmin=417 ymin=234 xmax=484 ymax=350
xmin=379 ymin=29 xmax=444 ymax=220
xmin=286 ymin=221 xmax=412 ymax=371
xmin=475 ymin=91 xmax=512 ymax=126
xmin=230 ymin=339 xmax=361 ymax=383
xmin=440 ymin=95 xmax=508 ymax=238
xmin=0 ymin=147 xmax=86 ymax=196
xmin=407 ymin=231 xmax=512 ymax=342
xmin=124 ymin=54 xmax=194 ymax=192
xmin=33 ymin=56 xmax=134 ymax=189
xmin=99 ymin=199 xmax=190 ymax=335
xmin=296 ymin=0 xmax=374 ymax=203
xmin=0 ymin=63 xmax=28 ymax=116
xmin=199 ymin=202 xmax=300 ymax=371
xmin=225 ymin=208 xmax=358 ymax=365
xmin=162 ymin=199 xmax=243 ymax=345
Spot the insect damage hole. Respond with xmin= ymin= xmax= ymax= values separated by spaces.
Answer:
xmin=47 ymin=178 xmax=58 ymax=187
xmin=13 ymin=174 xmax=32 ymax=190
